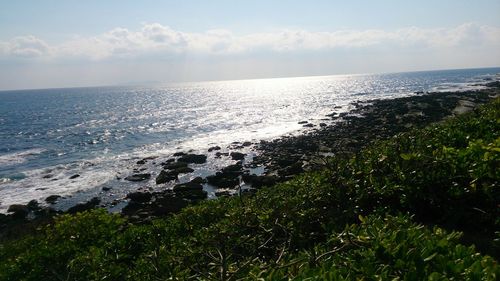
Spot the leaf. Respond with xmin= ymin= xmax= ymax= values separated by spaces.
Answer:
xmin=358 ymin=214 xmax=366 ymax=223
xmin=400 ymin=153 xmax=413 ymax=160
xmin=424 ymin=252 xmax=438 ymax=262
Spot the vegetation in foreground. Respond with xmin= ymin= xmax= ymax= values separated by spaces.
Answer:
xmin=0 ymin=98 xmax=499 ymax=280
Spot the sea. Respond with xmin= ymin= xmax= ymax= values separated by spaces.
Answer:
xmin=1 ymin=67 xmax=499 ymax=212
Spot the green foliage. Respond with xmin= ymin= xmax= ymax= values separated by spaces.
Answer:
xmin=327 ymin=98 xmax=499 ymax=233
xmin=0 ymin=98 xmax=499 ymax=280
xmin=254 ymin=215 xmax=499 ymax=280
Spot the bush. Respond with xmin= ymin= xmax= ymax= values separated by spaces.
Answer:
xmin=0 ymin=98 xmax=498 ymax=280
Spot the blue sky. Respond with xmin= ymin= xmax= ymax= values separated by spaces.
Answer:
xmin=1 ymin=0 xmax=499 ymax=90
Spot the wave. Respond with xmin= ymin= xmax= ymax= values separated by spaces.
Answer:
xmin=0 ymin=148 xmax=46 ymax=167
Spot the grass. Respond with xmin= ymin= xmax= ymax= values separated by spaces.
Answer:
xmin=0 ymin=97 xmax=499 ymax=280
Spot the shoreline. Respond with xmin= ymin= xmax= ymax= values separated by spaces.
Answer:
xmin=1 ymin=83 xmax=499 ymax=231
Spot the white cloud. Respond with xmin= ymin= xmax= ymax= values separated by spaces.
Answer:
xmin=1 ymin=35 xmax=50 ymax=57
xmin=1 ymin=23 xmax=499 ymax=61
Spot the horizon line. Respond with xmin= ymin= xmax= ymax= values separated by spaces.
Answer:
xmin=1 ymin=65 xmax=499 ymax=93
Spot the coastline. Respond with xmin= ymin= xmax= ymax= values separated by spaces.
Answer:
xmin=1 ymin=82 xmax=499 ymax=233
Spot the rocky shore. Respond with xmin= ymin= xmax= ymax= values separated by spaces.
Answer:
xmin=1 ymin=82 xmax=499 ymax=236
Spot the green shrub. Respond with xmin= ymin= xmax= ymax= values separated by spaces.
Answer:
xmin=253 ymin=215 xmax=499 ymax=280
xmin=0 ymin=98 xmax=498 ymax=280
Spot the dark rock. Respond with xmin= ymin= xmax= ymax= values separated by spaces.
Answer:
xmin=27 ymin=200 xmax=40 ymax=211
xmin=173 ymin=182 xmax=203 ymax=192
xmin=136 ymin=160 xmax=146 ymax=165
xmin=303 ymin=123 xmax=314 ymax=127
xmin=242 ymin=174 xmax=279 ymax=188
xmin=319 ymin=123 xmax=327 ymax=127
xmin=7 ymin=204 xmax=29 ymax=219
xmin=230 ymin=152 xmax=246 ymax=160
xmin=42 ymin=174 xmax=53 ymax=179
xmin=176 ymin=189 xmax=207 ymax=200
xmin=121 ymin=201 xmax=144 ymax=216
xmin=215 ymin=152 xmax=229 ymax=158
xmin=45 ymin=195 xmax=61 ymax=204
xmin=173 ymin=167 xmax=194 ymax=174
xmin=173 ymin=152 xmax=186 ymax=157
xmin=207 ymin=172 xmax=240 ymax=188
xmin=127 ymin=192 xmax=152 ymax=203
xmin=102 ymin=187 xmax=112 ymax=191
xmin=486 ymin=81 xmax=500 ymax=88
xmin=278 ymin=162 xmax=304 ymax=177
xmin=163 ymin=161 xmax=188 ymax=170
xmin=242 ymin=141 xmax=252 ymax=147
xmin=208 ymin=146 xmax=221 ymax=152
xmin=222 ymin=162 xmax=243 ymax=173
xmin=125 ymin=173 xmax=151 ymax=182
xmin=156 ymin=170 xmax=178 ymax=184
xmin=161 ymin=158 xmax=176 ymax=164
xmin=69 ymin=174 xmax=80 ymax=179
xmin=152 ymin=196 xmax=189 ymax=215
xmin=276 ymin=156 xmax=299 ymax=167
xmin=190 ymin=177 xmax=207 ymax=184
xmin=298 ymin=121 xmax=308 ymax=124
xmin=66 ymin=197 xmax=100 ymax=214
xmin=178 ymin=154 xmax=207 ymax=164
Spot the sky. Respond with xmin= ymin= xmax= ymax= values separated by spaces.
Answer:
xmin=0 ymin=0 xmax=499 ymax=90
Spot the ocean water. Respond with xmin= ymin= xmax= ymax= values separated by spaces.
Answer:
xmin=0 ymin=68 xmax=499 ymax=212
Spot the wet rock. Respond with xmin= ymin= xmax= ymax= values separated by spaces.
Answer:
xmin=121 ymin=201 xmax=145 ymax=216
xmin=66 ymin=197 xmax=100 ymax=214
xmin=125 ymin=173 xmax=151 ymax=182
xmin=190 ymin=177 xmax=207 ymax=184
xmin=163 ymin=161 xmax=188 ymax=170
xmin=173 ymin=166 xmax=194 ymax=174
xmin=242 ymin=141 xmax=252 ymax=147
xmin=208 ymin=146 xmax=221 ymax=152
xmin=127 ymin=192 xmax=152 ymax=203
xmin=242 ymin=174 xmax=279 ymax=188
xmin=102 ymin=186 xmax=112 ymax=191
xmin=173 ymin=181 xmax=203 ymax=192
xmin=69 ymin=174 xmax=80 ymax=179
xmin=136 ymin=159 xmax=146 ymax=165
xmin=27 ymin=200 xmax=40 ymax=211
xmin=207 ymin=172 xmax=240 ymax=188
xmin=319 ymin=123 xmax=327 ymax=127
xmin=278 ymin=162 xmax=304 ymax=178
xmin=298 ymin=121 xmax=308 ymax=124
xmin=152 ymin=195 xmax=189 ymax=215
xmin=7 ymin=204 xmax=29 ymax=219
xmin=42 ymin=174 xmax=53 ymax=179
xmin=156 ymin=170 xmax=178 ymax=184
xmin=230 ymin=152 xmax=246 ymax=160
xmin=173 ymin=152 xmax=186 ymax=157
xmin=486 ymin=81 xmax=500 ymax=88
xmin=222 ymin=162 xmax=243 ymax=173
xmin=178 ymin=154 xmax=207 ymax=164
xmin=45 ymin=195 xmax=61 ymax=204
xmin=176 ymin=189 xmax=207 ymax=200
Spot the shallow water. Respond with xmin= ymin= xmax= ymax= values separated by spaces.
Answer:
xmin=0 ymin=67 xmax=499 ymax=212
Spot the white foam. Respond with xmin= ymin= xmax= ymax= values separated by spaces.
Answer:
xmin=0 ymin=148 xmax=46 ymax=167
